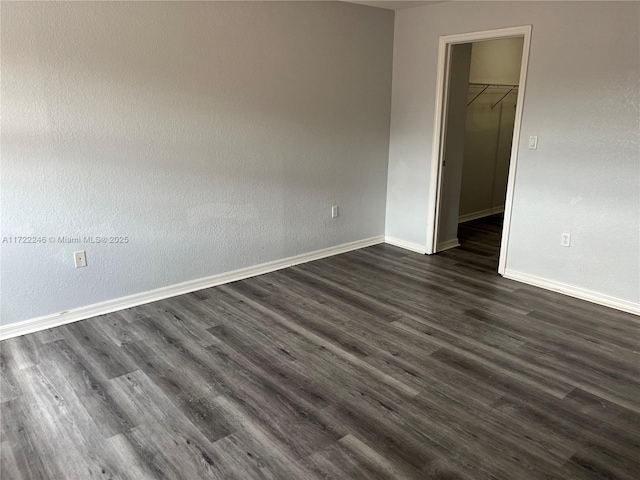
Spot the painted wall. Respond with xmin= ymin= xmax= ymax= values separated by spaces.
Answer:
xmin=459 ymin=38 xmax=523 ymax=219
xmin=458 ymin=95 xmax=516 ymax=219
xmin=386 ymin=1 xmax=640 ymax=305
xmin=0 ymin=1 xmax=394 ymax=325
xmin=469 ymin=37 xmax=524 ymax=85
xmin=437 ymin=43 xmax=472 ymax=246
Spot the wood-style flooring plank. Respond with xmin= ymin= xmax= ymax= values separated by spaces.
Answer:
xmin=2 ymin=214 xmax=639 ymax=479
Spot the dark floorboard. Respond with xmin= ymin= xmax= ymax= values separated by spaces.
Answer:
xmin=1 ymin=215 xmax=639 ymax=479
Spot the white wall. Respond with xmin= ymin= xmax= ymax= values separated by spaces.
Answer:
xmin=386 ymin=1 xmax=640 ymax=305
xmin=0 ymin=1 xmax=394 ymax=325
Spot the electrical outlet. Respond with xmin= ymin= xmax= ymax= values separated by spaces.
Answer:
xmin=561 ymin=233 xmax=571 ymax=247
xmin=74 ymin=250 xmax=87 ymax=268
xmin=331 ymin=206 xmax=339 ymax=218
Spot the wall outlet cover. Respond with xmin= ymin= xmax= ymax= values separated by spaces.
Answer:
xmin=74 ymin=251 xmax=87 ymax=268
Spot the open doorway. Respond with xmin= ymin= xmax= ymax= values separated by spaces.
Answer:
xmin=426 ymin=26 xmax=531 ymax=275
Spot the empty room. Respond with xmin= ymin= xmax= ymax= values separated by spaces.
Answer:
xmin=1 ymin=1 xmax=639 ymax=479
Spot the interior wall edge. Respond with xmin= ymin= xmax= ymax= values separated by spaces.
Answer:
xmin=0 ymin=235 xmax=385 ymax=341
xmin=436 ymin=238 xmax=460 ymax=252
xmin=384 ymin=235 xmax=427 ymax=254
xmin=503 ymin=269 xmax=640 ymax=318
xmin=458 ymin=206 xmax=505 ymax=224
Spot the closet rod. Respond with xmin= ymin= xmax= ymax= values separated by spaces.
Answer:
xmin=491 ymin=86 xmax=517 ymax=110
xmin=467 ymin=85 xmax=490 ymax=106
xmin=469 ymin=82 xmax=519 ymax=88
xmin=466 ymin=83 xmax=519 ymax=107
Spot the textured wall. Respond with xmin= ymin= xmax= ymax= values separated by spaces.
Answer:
xmin=1 ymin=1 xmax=394 ymax=325
xmin=386 ymin=1 xmax=640 ymax=304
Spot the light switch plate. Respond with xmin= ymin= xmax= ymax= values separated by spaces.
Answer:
xmin=528 ymin=135 xmax=538 ymax=149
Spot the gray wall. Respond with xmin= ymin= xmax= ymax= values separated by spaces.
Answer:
xmin=1 ymin=1 xmax=394 ymax=325
xmin=437 ymin=43 xmax=472 ymax=246
xmin=386 ymin=1 xmax=640 ymax=304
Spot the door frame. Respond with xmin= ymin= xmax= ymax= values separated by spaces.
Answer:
xmin=425 ymin=25 xmax=532 ymax=275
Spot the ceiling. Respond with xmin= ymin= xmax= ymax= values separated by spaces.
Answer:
xmin=343 ymin=1 xmax=441 ymax=10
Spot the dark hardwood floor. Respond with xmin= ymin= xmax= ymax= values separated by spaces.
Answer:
xmin=456 ymin=213 xmax=504 ymax=270
xmin=2 ymin=216 xmax=639 ymax=479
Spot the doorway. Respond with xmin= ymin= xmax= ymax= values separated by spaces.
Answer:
xmin=426 ymin=26 xmax=532 ymax=275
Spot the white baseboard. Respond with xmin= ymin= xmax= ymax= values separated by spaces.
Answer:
xmin=503 ymin=269 xmax=640 ymax=317
xmin=437 ymin=238 xmax=460 ymax=252
xmin=384 ymin=236 xmax=427 ymax=254
xmin=0 ymin=236 xmax=385 ymax=341
xmin=458 ymin=206 xmax=505 ymax=223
